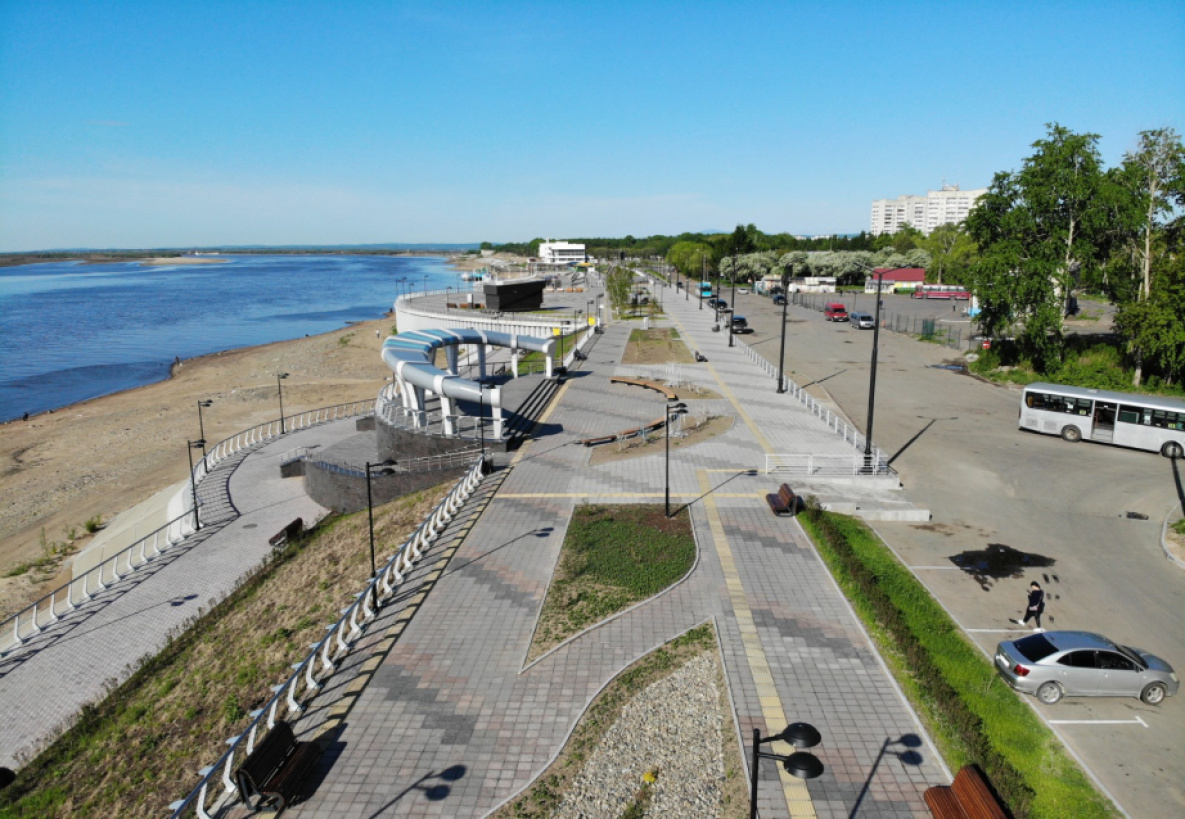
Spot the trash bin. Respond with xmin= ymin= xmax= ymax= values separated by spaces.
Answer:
xmin=642 ymin=317 xmax=650 ymax=330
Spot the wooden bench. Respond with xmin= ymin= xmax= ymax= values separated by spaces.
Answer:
xmin=765 ymin=484 xmax=798 ymax=516
xmin=609 ymin=377 xmax=677 ymax=401
xmin=234 ymin=720 xmax=319 ymax=813
xmin=924 ymin=766 xmax=1008 ymax=819
xmin=269 ymin=518 xmax=304 ymax=548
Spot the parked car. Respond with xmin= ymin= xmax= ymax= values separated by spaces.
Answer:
xmin=772 ymin=293 xmax=787 ymax=305
xmin=994 ymin=631 xmax=1178 ymax=705
xmin=730 ymin=315 xmax=752 ymax=334
xmin=708 ymin=297 xmax=728 ymax=309
xmin=737 ymin=287 xmax=750 ymax=295
xmin=850 ymin=311 xmax=874 ymax=329
xmin=823 ymin=303 xmax=849 ymax=322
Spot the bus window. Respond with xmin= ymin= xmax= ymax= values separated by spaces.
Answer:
xmin=1152 ymin=410 xmax=1185 ymax=431
xmin=1118 ymin=405 xmax=1145 ymax=425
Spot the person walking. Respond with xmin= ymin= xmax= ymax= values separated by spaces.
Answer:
xmin=1011 ymin=581 xmax=1045 ymax=631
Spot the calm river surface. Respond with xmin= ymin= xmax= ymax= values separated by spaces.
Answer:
xmin=0 ymin=254 xmax=456 ymax=422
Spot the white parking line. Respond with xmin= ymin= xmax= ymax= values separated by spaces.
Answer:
xmin=1048 ymin=716 xmax=1148 ymax=728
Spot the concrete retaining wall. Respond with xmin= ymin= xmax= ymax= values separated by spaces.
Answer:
xmin=303 ymin=461 xmax=470 ymax=514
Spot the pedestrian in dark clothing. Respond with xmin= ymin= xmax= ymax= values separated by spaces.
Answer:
xmin=1011 ymin=582 xmax=1045 ymax=631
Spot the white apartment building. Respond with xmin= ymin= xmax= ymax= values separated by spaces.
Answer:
xmin=870 ymin=185 xmax=986 ymax=236
xmin=537 ymin=240 xmax=586 ymax=265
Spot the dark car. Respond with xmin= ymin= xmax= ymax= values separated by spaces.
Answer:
xmin=730 ymin=315 xmax=752 ymax=334
xmin=995 ymin=630 xmax=1178 ymax=704
xmin=772 ymin=294 xmax=787 ymax=305
xmin=707 ymin=297 xmax=728 ymax=309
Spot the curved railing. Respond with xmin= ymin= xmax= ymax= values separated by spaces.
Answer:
xmin=0 ymin=398 xmax=377 ymax=657
xmin=167 ymin=456 xmax=488 ymax=819
xmin=733 ymin=337 xmax=894 ymax=474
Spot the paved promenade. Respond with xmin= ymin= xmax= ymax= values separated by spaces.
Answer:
xmin=288 ymin=306 xmax=949 ymax=818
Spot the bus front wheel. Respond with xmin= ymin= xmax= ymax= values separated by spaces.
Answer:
xmin=1061 ymin=426 xmax=1082 ymax=443
xmin=1162 ymin=441 xmax=1184 ymax=459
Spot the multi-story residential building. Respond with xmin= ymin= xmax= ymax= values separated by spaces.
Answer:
xmin=870 ymin=185 xmax=986 ymax=236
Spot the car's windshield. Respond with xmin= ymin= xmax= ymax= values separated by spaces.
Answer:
xmin=1119 ymin=645 xmax=1148 ymax=668
xmin=1014 ymin=634 xmax=1057 ymax=662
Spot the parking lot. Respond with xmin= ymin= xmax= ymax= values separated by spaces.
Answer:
xmin=719 ymin=287 xmax=1185 ymax=817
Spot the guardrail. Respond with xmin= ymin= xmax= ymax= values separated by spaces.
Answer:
xmin=167 ymin=456 xmax=488 ymax=819
xmin=764 ymin=453 xmax=891 ymax=476
xmin=308 ymin=446 xmax=482 ymax=477
xmin=0 ymin=398 xmax=377 ymax=658
xmin=733 ymin=338 xmax=893 ymax=473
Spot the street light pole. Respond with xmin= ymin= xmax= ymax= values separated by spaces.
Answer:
xmin=276 ymin=372 xmax=290 ymax=433
xmin=776 ymin=273 xmax=790 ymax=393
xmin=664 ymin=400 xmax=687 ymax=517
xmin=728 ymin=251 xmax=737 ymax=347
xmin=196 ymin=399 xmax=213 ymax=458
xmin=365 ymin=460 xmax=397 ymax=577
xmin=186 ymin=440 xmax=205 ymax=531
xmin=749 ymin=723 xmax=824 ymax=819
xmin=864 ymin=269 xmax=892 ymax=473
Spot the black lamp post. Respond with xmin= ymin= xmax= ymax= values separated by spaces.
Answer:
xmin=445 ymin=286 xmax=453 ymax=311
xmin=728 ymin=251 xmax=738 ymax=347
xmin=665 ymin=400 xmax=688 ymax=517
xmin=699 ymin=254 xmax=705 ymax=309
xmin=864 ymin=269 xmax=895 ymax=473
xmin=186 ymin=439 xmax=206 ymax=531
xmin=196 ymin=399 xmax=213 ymax=458
xmin=423 ymin=274 xmax=429 ymax=293
xmin=776 ymin=271 xmax=790 ymax=393
xmin=749 ymin=722 xmax=824 ymax=819
xmin=365 ymin=460 xmax=398 ymax=577
xmin=276 ymin=372 xmax=290 ymax=433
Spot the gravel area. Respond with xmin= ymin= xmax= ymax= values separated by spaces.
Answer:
xmin=553 ymin=652 xmax=725 ymax=819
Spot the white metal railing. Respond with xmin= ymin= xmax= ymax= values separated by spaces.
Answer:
xmin=734 ymin=338 xmax=893 ymax=471
xmin=167 ymin=456 xmax=488 ymax=819
xmin=764 ymin=453 xmax=891 ymax=476
xmin=0 ymin=399 xmax=376 ymax=657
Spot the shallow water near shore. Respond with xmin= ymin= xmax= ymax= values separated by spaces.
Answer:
xmin=0 ymin=254 xmax=454 ymax=421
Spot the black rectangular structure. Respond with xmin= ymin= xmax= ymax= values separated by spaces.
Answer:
xmin=484 ymin=279 xmax=546 ymax=312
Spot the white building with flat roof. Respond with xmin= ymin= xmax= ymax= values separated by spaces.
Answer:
xmin=871 ymin=185 xmax=986 ymax=236
xmin=537 ymin=240 xmax=586 ymax=265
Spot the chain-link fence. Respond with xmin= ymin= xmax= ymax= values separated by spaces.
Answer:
xmin=793 ymin=292 xmax=978 ymax=351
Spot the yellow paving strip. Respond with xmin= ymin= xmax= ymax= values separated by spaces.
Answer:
xmin=698 ymin=470 xmax=816 ymax=819
xmin=498 ymin=492 xmax=764 ymax=499
xmin=508 ymin=379 xmax=573 ymax=467
xmin=665 ymin=311 xmax=774 ymax=453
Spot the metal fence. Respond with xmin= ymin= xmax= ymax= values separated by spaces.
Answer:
xmin=0 ymin=398 xmax=376 ymax=657
xmin=733 ymin=338 xmax=894 ymax=475
xmin=167 ymin=456 xmax=488 ymax=819
xmin=793 ymin=292 xmax=976 ymax=351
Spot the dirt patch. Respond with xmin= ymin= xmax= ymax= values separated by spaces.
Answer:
xmin=622 ymin=328 xmax=695 ymax=365
xmin=616 ymin=376 xmax=721 ymax=400
xmin=588 ymin=415 xmax=734 ymax=465
xmin=1166 ymin=518 xmax=1185 ymax=565
xmin=0 ymin=316 xmax=398 ymax=619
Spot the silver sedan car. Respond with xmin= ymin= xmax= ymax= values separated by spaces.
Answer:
xmin=995 ymin=631 xmax=1179 ymax=705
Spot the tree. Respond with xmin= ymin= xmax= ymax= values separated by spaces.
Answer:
xmin=1110 ymin=128 xmax=1185 ymax=384
xmin=924 ymin=223 xmax=977 ymax=284
xmin=966 ymin=124 xmax=1111 ymax=371
xmin=605 ymin=266 xmax=634 ymax=316
xmin=666 ymin=241 xmax=714 ymax=281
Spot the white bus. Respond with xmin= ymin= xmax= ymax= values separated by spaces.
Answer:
xmin=1019 ymin=382 xmax=1185 ymax=458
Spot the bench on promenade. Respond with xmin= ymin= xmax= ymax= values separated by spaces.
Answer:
xmin=609 ymin=377 xmax=677 ymax=400
xmin=269 ymin=518 xmax=304 ymax=548
xmin=765 ymin=484 xmax=798 ymax=516
xmin=580 ymin=416 xmax=668 ymax=448
xmin=234 ymin=720 xmax=319 ymax=813
xmin=924 ymin=766 xmax=1008 ymax=819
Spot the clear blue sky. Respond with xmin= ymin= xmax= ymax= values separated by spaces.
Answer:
xmin=2 ymin=1 xmax=1182 ymax=251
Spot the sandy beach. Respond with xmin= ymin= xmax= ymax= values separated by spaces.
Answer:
xmin=0 ymin=315 xmax=398 ymax=618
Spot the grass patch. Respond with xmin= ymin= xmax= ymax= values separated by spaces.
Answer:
xmin=493 ymin=623 xmax=747 ymax=819
xmin=0 ymin=484 xmax=454 ymax=819
xmin=797 ymin=504 xmax=1116 ymax=819
xmin=1171 ymin=518 xmax=1185 ymax=537
xmin=528 ymin=505 xmax=695 ymax=662
xmin=622 ymin=328 xmax=694 ymax=365
xmin=970 ymin=338 xmax=1185 ymax=397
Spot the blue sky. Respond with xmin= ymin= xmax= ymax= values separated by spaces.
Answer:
xmin=2 ymin=1 xmax=1182 ymax=251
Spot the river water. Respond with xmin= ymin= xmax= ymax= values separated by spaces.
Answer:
xmin=0 ymin=254 xmax=457 ymax=422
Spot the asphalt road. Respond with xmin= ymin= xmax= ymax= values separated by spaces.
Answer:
xmin=725 ymin=289 xmax=1185 ymax=818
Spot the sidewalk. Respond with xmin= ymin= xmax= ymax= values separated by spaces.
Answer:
xmin=288 ymin=316 xmax=948 ymax=818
